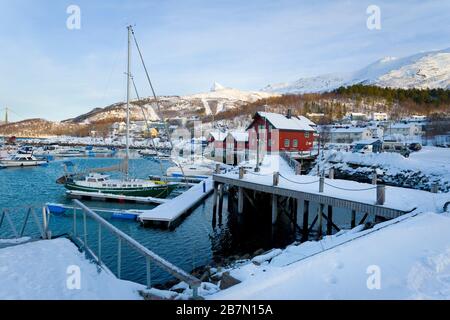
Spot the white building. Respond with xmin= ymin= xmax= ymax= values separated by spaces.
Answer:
xmin=329 ymin=127 xmax=373 ymax=144
xmin=386 ymin=123 xmax=423 ymax=137
xmin=371 ymin=112 xmax=388 ymax=121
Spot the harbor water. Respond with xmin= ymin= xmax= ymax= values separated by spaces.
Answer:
xmin=0 ymin=153 xmax=304 ymax=286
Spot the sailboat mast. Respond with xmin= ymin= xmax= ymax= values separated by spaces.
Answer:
xmin=125 ymin=25 xmax=132 ymax=179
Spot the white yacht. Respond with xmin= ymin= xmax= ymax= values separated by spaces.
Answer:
xmin=0 ymin=154 xmax=48 ymax=168
xmin=167 ymin=164 xmax=214 ymax=179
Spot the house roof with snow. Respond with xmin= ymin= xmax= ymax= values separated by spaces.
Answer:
xmin=330 ymin=127 xmax=370 ymax=134
xmin=251 ymin=112 xmax=316 ymax=132
xmin=208 ymin=131 xmax=227 ymax=142
xmin=390 ymin=123 xmax=417 ymax=129
xmin=227 ymin=131 xmax=249 ymax=142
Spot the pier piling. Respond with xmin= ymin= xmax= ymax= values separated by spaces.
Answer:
xmin=376 ymin=184 xmax=386 ymax=205
xmin=302 ymin=200 xmax=310 ymax=241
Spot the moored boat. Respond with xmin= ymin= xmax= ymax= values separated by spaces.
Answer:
xmin=63 ymin=173 xmax=178 ymax=198
xmin=167 ymin=164 xmax=214 ymax=179
xmin=0 ymin=154 xmax=48 ymax=168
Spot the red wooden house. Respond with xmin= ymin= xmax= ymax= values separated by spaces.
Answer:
xmin=247 ymin=111 xmax=316 ymax=153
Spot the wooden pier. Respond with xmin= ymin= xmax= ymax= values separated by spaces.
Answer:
xmin=211 ymin=168 xmax=432 ymax=241
xmin=138 ymin=178 xmax=214 ymax=229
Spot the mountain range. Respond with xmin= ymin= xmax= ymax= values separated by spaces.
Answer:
xmin=1 ymin=47 xmax=449 ymax=137
xmin=262 ymin=48 xmax=450 ymax=94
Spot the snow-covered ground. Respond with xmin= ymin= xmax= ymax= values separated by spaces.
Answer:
xmin=209 ymin=211 xmax=450 ymax=300
xmin=234 ymin=153 xmax=448 ymax=214
xmin=0 ymin=239 xmax=144 ymax=300
xmin=315 ymin=146 xmax=450 ymax=191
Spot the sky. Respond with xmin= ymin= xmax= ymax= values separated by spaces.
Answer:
xmin=0 ymin=0 xmax=449 ymax=121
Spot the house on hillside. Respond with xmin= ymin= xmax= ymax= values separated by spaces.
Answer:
xmin=385 ymin=122 xmax=422 ymax=137
xmin=246 ymin=111 xmax=316 ymax=154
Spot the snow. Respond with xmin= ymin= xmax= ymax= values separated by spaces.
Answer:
xmin=263 ymin=47 xmax=450 ymax=93
xmin=228 ymin=131 xmax=249 ymax=142
xmin=233 ymin=154 xmax=448 ymax=213
xmin=138 ymin=178 xmax=214 ymax=223
xmin=186 ymin=83 xmax=278 ymax=103
xmin=321 ymin=146 xmax=450 ymax=191
xmin=0 ymin=238 xmax=144 ymax=300
xmin=0 ymin=237 xmax=30 ymax=245
xmin=256 ymin=112 xmax=316 ymax=131
xmin=209 ymin=212 xmax=450 ymax=300
xmin=252 ymin=249 xmax=283 ymax=265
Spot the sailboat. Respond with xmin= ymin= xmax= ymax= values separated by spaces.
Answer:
xmin=59 ymin=26 xmax=178 ymax=198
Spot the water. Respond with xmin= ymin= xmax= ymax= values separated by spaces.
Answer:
xmin=0 ymin=153 xmax=297 ymax=287
xmin=1 ymin=152 xmax=372 ymax=287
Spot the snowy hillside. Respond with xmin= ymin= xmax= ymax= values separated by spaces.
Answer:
xmin=66 ymin=82 xmax=278 ymax=124
xmin=263 ymin=48 xmax=450 ymax=93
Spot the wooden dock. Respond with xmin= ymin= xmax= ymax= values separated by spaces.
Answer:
xmin=212 ymin=167 xmax=444 ymax=241
xmin=66 ymin=190 xmax=169 ymax=205
xmin=138 ymin=178 xmax=214 ymax=229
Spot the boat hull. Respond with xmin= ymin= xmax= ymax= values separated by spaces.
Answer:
xmin=0 ymin=160 xmax=47 ymax=168
xmin=64 ymin=182 xmax=178 ymax=198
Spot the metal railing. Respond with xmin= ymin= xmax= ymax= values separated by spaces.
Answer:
xmin=0 ymin=207 xmax=47 ymax=241
xmin=71 ymin=200 xmax=201 ymax=298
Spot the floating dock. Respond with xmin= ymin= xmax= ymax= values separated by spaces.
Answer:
xmin=66 ymin=190 xmax=169 ymax=205
xmin=138 ymin=178 xmax=214 ymax=228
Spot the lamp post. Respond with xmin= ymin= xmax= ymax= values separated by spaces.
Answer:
xmin=255 ymin=130 xmax=260 ymax=172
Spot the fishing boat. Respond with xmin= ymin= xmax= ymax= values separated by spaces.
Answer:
xmin=63 ymin=172 xmax=178 ymax=198
xmin=58 ymin=26 xmax=179 ymax=199
xmin=0 ymin=154 xmax=48 ymax=168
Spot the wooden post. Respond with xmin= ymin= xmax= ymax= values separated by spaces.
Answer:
xmin=329 ymin=168 xmax=334 ymax=179
xmin=327 ymin=205 xmax=333 ymax=235
xmin=271 ymin=195 xmax=278 ymax=225
xmin=319 ymin=176 xmax=324 ymax=193
xmin=376 ymin=184 xmax=385 ymax=205
xmin=238 ymin=187 xmax=244 ymax=214
xmin=212 ymin=182 xmax=219 ymax=216
xmin=273 ymin=172 xmax=279 ymax=186
xmin=318 ymin=204 xmax=324 ymax=239
xmin=218 ymin=184 xmax=224 ymax=218
xmin=351 ymin=210 xmax=356 ymax=228
xmin=239 ymin=167 xmax=244 ymax=179
xmin=302 ymin=200 xmax=309 ymax=242
xmin=372 ymin=172 xmax=378 ymax=185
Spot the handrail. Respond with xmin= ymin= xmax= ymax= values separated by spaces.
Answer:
xmin=72 ymin=200 xmax=201 ymax=296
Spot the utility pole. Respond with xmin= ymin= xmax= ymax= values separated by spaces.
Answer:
xmin=4 ymin=107 xmax=8 ymax=124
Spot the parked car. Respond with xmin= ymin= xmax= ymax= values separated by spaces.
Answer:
xmin=408 ymin=142 xmax=422 ymax=152
xmin=382 ymin=142 xmax=411 ymax=158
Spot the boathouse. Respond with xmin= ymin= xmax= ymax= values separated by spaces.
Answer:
xmin=247 ymin=111 xmax=316 ymax=153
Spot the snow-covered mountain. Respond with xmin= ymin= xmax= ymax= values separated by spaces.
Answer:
xmin=263 ymin=48 xmax=450 ymax=94
xmin=64 ymin=82 xmax=278 ymax=124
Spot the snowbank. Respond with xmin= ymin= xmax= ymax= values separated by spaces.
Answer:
xmin=209 ymin=212 xmax=450 ymax=300
xmin=0 ymin=238 xmax=144 ymax=300
xmin=314 ymin=146 xmax=450 ymax=192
